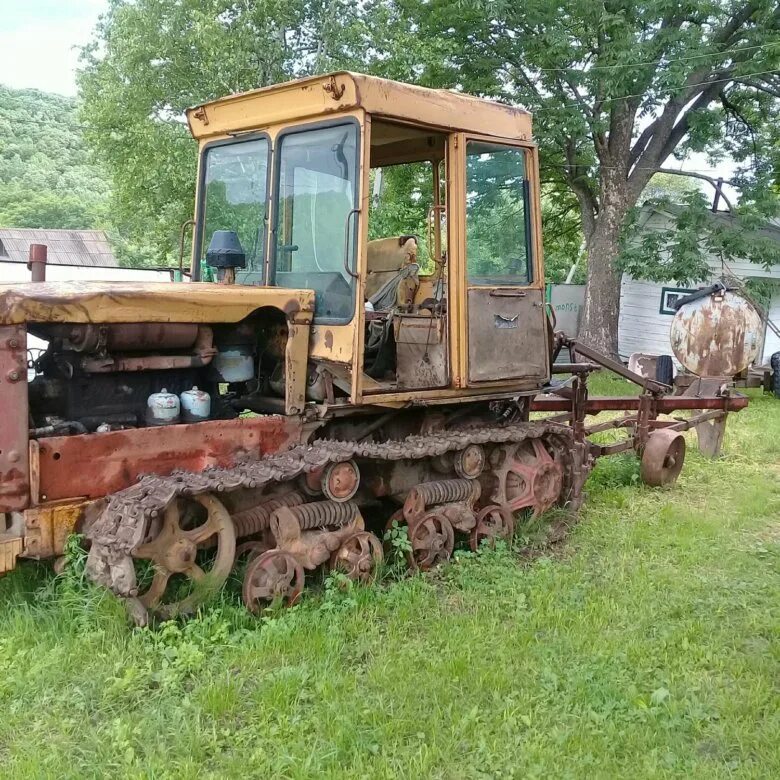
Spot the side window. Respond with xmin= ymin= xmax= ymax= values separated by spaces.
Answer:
xmin=369 ymin=161 xmax=443 ymax=273
xmin=465 ymin=142 xmax=532 ymax=286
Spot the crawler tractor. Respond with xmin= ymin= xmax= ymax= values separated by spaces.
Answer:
xmin=0 ymin=73 xmax=748 ymax=620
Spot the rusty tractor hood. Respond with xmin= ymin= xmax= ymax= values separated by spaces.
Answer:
xmin=0 ymin=281 xmax=315 ymax=325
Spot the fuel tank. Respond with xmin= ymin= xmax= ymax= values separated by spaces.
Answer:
xmin=670 ymin=289 xmax=762 ymax=377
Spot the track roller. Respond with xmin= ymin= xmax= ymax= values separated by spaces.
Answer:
xmin=470 ymin=504 xmax=514 ymax=551
xmin=242 ymin=549 xmax=304 ymax=611
xmin=408 ymin=511 xmax=455 ymax=571
xmin=330 ymin=531 xmax=383 ymax=582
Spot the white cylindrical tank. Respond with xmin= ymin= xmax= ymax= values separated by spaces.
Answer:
xmin=670 ymin=290 xmax=762 ymax=377
xmin=180 ymin=386 xmax=211 ymax=422
xmin=146 ymin=388 xmax=180 ymax=426
xmin=214 ymin=346 xmax=255 ymax=382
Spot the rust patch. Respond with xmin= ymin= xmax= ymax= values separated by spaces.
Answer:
xmin=37 ymin=416 xmax=304 ymax=502
xmin=283 ymin=298 xmax=301 ymax=318
xmin=0 ymin=325 xmax=30 ymax=511
xmin=324 ymin=329 xmax=334 ymax=350
xmin=670 ymin=291 xmax=762 ymax=378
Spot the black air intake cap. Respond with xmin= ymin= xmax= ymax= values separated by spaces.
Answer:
xmin=206 ymin=230 xmax=246 ymax=269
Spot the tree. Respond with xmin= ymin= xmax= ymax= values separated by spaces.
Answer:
xmin=78 ymin=0 xmax=363 ymax=262
xmin=359 ymin=0 xmax=780 ymax=355
xmin=80 ymin=1 xmax=780 ymax=355
xmin=0 ymin=85 xmax=109 ymax=231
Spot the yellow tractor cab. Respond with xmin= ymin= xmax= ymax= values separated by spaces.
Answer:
xmin=187 ymin=71 xmax=548 ymax=408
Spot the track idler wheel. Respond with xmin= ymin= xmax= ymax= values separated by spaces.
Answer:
xmin=408 ymin=511 xmax=455 ymax=571
xmin=641 ymin=429 xmax=686 ymax=486
xmin=470 ymin=504 xmax=515 ymax=551
xmin=132 ymin=493 xmax=236 ymax=618
xmin=330 ymin=531 xmax=383 ymax=582
xmin=242 ymin=549 xmax=304 ymax=611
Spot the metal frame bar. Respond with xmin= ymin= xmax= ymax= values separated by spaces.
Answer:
xmin=532 ymin=333 xmax=747 ymax=464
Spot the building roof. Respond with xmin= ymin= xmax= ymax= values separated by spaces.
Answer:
xmin=187 ymin=71 xmax=533 ymax=143
xmin=0 ymin=229 xmax=118 ymax=268
xmin=635 ymin=204 xmax=780 ymax=281
xmin=640 ymin=203 xmax=780 ymax=243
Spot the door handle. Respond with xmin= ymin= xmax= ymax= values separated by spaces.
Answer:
xmin=489 ymin=289 xmax=527 ymax=298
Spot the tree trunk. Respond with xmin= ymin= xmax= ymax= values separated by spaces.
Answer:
xmin=578 ymin=201 xmax=628 ymax=360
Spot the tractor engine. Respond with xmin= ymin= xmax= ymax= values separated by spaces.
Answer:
xmin=26 ymin=314 xmax=288 ymax=434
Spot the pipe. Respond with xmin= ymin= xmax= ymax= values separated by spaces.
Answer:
xmin=29 ymin=420 xmax=87 ymax=438
xmin=28 ymin=244 xmax=47 ymax=282
xmin=80 ymin=326 xmax=216 ymax=373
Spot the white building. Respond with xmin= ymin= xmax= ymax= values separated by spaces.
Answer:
xmin=0 ymin=228 xmax=172 ymax=284
xmin=618 ymin=206 xmax=780 ymax=365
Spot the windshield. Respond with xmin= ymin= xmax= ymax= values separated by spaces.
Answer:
xmin=200 ymin=137 xmax=269 ymax=277
xmin=272 ymin=122 xmax=359 ymax=323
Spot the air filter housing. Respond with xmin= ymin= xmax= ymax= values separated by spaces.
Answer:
xmin=206 ymin=230 xmax=246 ymax=269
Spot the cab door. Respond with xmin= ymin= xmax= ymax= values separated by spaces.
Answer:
xmin=461 ymin=138 xmax=548 ymax=384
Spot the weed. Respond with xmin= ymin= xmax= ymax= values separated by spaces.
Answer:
xmin=383 ymin=518 xmax=412 ymax=576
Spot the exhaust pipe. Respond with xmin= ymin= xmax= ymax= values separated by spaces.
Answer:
xmin=28 ymin=243 xmax=47 ymax=282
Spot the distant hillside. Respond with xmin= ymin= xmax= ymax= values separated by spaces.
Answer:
xmin=0 ymin=85 xmax=110 ymax=230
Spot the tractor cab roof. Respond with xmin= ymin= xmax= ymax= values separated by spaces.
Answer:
xmin=186 ymin=71 xmax=532 ymax=143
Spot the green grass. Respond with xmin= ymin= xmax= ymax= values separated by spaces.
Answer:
xmin=1 ymin=382 xmax=778 ymax=778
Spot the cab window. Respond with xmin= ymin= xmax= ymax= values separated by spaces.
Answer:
xmin=200 ymin=137 xmax=269 ymax=275
xmin=272 ymin=122 xmax=359 ymax=323
xmin=465 ymin=142 xmax=532 ymax=286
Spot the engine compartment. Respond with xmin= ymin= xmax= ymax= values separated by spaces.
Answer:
xmin=26 ymin=311 xmax=295 ymax=435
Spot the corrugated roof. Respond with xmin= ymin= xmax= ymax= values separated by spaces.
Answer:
xmin=0 ymin=229 xmax=118 ymax=267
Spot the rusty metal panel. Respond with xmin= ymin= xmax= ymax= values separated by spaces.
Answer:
xmin=394 ymin=315 xmax=448 ymax=389
xmin=0 ymin=325 xmax=30 ymax=511
xmin=37 ymin=416 xmax=305 ymax=503
xmin=467 ymin=287 xmax=548 ymax=383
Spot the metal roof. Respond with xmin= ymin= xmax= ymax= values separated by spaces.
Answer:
xmin=0 ymin=229 xmax=118 ymax=268
xmin=187 ymin=71 xmax=533 ymax=143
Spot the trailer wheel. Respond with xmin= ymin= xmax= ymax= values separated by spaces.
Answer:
xmin=655 ymin=354 xmax=674 ymax=386
xmin=641 ymin=429 xmax=686 ymax=487
xmin=771 ymin=352 xmax=780 ymax=398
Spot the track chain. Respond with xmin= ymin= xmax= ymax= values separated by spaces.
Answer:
xmin=86 ymin=420 xmax=571 ymax=596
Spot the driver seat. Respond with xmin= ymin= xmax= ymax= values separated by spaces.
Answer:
xmin=365 ymin=236 xmax=420 ymax=310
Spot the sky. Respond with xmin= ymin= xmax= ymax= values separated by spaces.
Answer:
xmin=0 ymin=0 xmax=106 ymax=96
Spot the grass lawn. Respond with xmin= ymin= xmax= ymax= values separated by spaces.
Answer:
xmin=0 ymin=377 xmax=778 ymax=778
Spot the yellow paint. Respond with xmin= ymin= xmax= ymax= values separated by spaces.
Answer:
xmin=22 ymin=501 xmax=87 ymax=559
xmin=0 ymin=537 xmax=23 ymax=574
xmin=0 ymin=282 xmax=315 ymax=326
xmin=187 ymin=72 xmax=532 ymax=142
